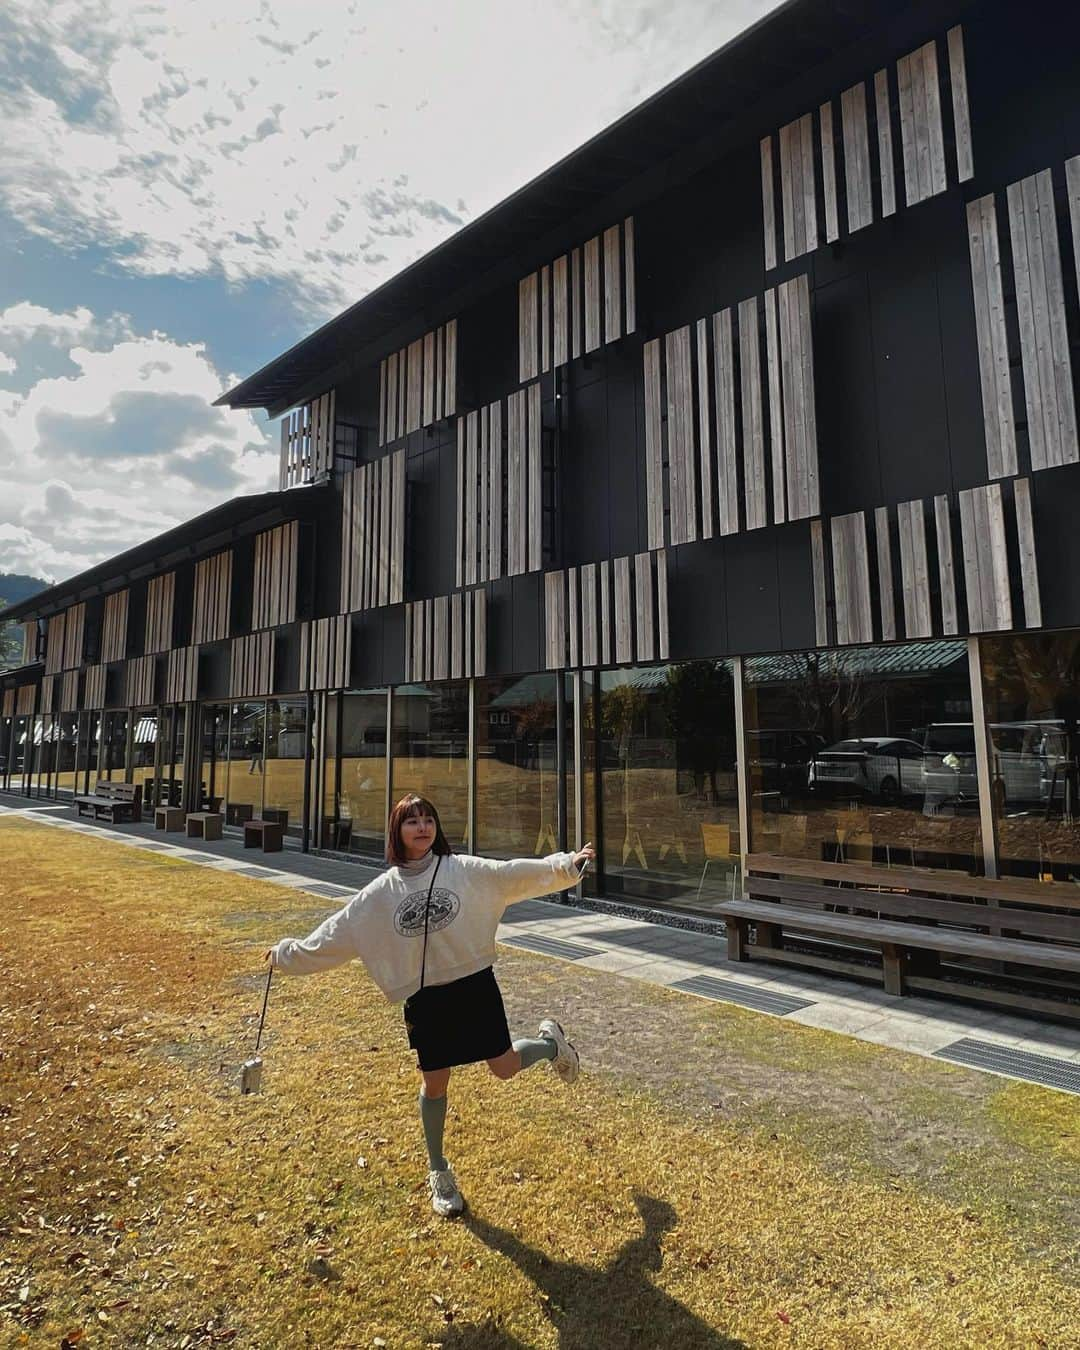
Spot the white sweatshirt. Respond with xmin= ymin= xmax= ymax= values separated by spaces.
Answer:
xmin=271 ymin=850 xmax=582 ymax=1003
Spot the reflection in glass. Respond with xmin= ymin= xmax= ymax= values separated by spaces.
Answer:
xmin=391 ymin=683 xmax=469 ymax=847
xmin=54 ymin=713 xmax=79 ymax=799
xmin=263 ymin=698 xmax=307 ymax=837
xmin=475 ymin=674 xmax=560 ymax=859
xmin=598 ymin=661 xmax=739 ymax=912
xmin=130 ymin=710 xmax=159 ymax=812
xmin=200 ymin=704 xmax=230 ymax=811
xmin=980 ymin=632 xmax=1080 ymax=883
xmin=337 ymin=690 xmax=388 ymax=855
xmin=744 ymin=641 xmax=982 ymax=873
xmin=227 ymin=703 xmax=265 ymax=819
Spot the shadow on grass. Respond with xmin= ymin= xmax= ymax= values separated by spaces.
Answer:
xmin=442 ymin=1193 xmax=745 ymax=1349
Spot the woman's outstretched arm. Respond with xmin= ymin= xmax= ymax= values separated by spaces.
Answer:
xmin=466 ymin=843 xmax=596 ymax=908
xmin=265 ymin=890 xmax=369 ymax=975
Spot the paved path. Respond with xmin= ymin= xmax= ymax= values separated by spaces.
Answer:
xmin=3 ymin=795 xmax=1078 ymax=1094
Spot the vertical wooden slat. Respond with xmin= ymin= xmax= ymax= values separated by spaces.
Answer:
xmin=760 ymin=136 xmax=777 ymax=271
xmin=603 ymin=224 xmax=622 ymax=344
xmin=507 ymin=391 xmax=526 ymax=576
xmin=897 ymin=50 xmax=919 ymax=207
xmin=665 ymin=326 xmax=695 ymax=545
xmin=831 ymin=512 xmax=873 ymax=645
xmin=874 ymin=506 xmax=896 ymax=641
xmin=378 ymin=456 xmax=391 ymax=607
xmin=390 ymin=449 xmax=406 ymax=604
xmin=967 ymin=195 xmax=1017 ymax=479
xmin=1012 ymin=478 xmax=1041 ymax=628
xmin=387 ymin=351 xmax=399 ymax=442
xmin=909 ymin=40 xmax=931 ymax=205
xmin=634 ymin=551 xmax=655 ymax=662
xmin=545 ymin=571 xmax=565 ymax=670
xmin=465 ymin=411 xmax=478 ymax=586
xmin=584 ymin=236 xmax=601 ymax=353
xmin=796 ymin=274 xmax=820 ymax=517
xmin=599 ymin=559 xmax=612 ymax=666
xmin=433 ymin=596 xmax=448 ymax=682
xmin=713 ymin=308 xmax=739 ymax=536
xmin=378 ymin=359 xmax=387 ymax=446
xmin=422 ymin=331 xmax=435 ymax=427
xmin=450 ymin=591 xmax=463 ymax=680
xmin=623 ymin=217 xmax=636 ymax=334
xmin=947 ymin=26 xmax=974 ymax=183
xmin=643 ymin=340 xmax=665 ymax=549
xmin=923 ymin=40 xmax=947 ymax=198
xmin=695 ymin=318 xmax=713 ymax=540
xmin=897 ymin=499 xmax=932 ymax=638
xmin=780 ymin=120 xmax=799 ymax=259
xmin=571 ymin=247 xmax=583 ymax=361
xmin=874 ymin=69 xmax=897 ymax=218
xmin=841 ymin=82 xmax=873 ymax=233
xmin=567 ymin=567 xmax=579 ymax=669
xmin=613 ymin=556 xmax=632 ymax=664
xmin=552 ymin=254 xmax=569 ymax=367
xmin=819 ymin=102 xmax=839 ymax=243
xmin=655 ymin=550 xmax=669 ymax=661
xmin=473 ymin=588 xmax=486 ymax=678
xmin=738 ymin=298 xmax=766 ymax=530
xmin=478 ymin=406 xmax=490 ymax=583
xmin=455 ymin=419 xmax=465 ymax=588
xmin=444 ymin=319 xmax=457 ymax=417
xmin=764 ymin=288 xmax=785 ymax=524
xmin=489 ymin=400 xmax=503 ymax=581
xmin=933 ymin=495 xmax=958 ymax=635
xmin=580 ymin=562 xmax=598 ymax=667
xmin=810 ymin=520 xmax=828 ymax=646
xmin=435 ymin=325 xmax=445 ymax=421
xmin=799 ymin=112 xmax=818 ymax=254
xmin=527 ymin=381 xmax=543 ymax=572
xmin=540 ymin=265 xmax=551 ymax=374
xmin=960 ymin=484 xmax=1012 ymax=632
xmin=1066 ymin=157 xmax=1080 ymax=306
xmin=519 ymin=274 xmax=537 ymax=383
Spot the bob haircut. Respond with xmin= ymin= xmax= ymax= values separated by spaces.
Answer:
xmin=385 ymin=793 xmax=453 ymax=866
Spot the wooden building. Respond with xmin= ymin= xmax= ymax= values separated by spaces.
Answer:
xmin=4 ymin=0 xmax=1079 ymax=1014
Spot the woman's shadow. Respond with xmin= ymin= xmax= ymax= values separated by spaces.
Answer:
xmin=438 ymin=1192 xmax=746 ymax=1350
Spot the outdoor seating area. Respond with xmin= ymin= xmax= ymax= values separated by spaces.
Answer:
xmin=73 ymin=779 xmax=141 ymax=823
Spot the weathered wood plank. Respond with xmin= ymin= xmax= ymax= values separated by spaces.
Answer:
xmin=567 ymin=567 xmax=579 ymax=669
xmin=580 ymin=562 xmax=598 ymax=667
xmin=643 ymin=339 xmax=665 ymax=549
xmin=584 ymin=235 xmax=601 ymax=353
xmin=897 ymin=50 xmax=919 ymax=207
xmin=1067 ymin=157 xmax=1080 ymax=312
xmin=489 ymin=399 xmax=503 ymax=581
xmin=603 ymin=224 xmax=622 ymax=344
xmin=540 ymin=264 xmax=551 ymax=375
xmin=527 ymin=380 xmax=543 ymax=573
xmin=624 ymin=217 xmax=636 ymax=333
xmin=455 ymin=420 xmax=465 ymax=589
xmin=450 ymin=590 xmax=463 ymax=680
xmin=966 ymin=195 xmax=1017 ymax=479
xmin=764 ymin=288 xmax=785 ymax=524
xmin=519 ymin=274 xmax=537 ymax=383
xmin=571 ymin=247 xmax=583 ymax=361
xmin=873 ymin=69 xmax=897 ymax=217
xmin=614 ymin=556 xmax=632 ymax=664
xmin=599 ymin=559 xmax=612 ymax=666
xmin=406 ymin=338 xmax=422 ymax=434
xmin=390 ymin=449 xmax=406 ymax=604
xmin=433 ymin=595 xmax=449 ymax=682
xmin=738 ymin=298 xmax=767 ymax=530
xmin=897 ymin=499 xmax=932 ymax=638
xmin=810 ymin=520 xmax=828 ymax=646
xmin=1035 ymin=168 xmax=1078 ymax=466
xmin=761 ymin=135 xmax=778 ymax=270
xmin=933 ymin=495 xmax=958 ymax=635
xmin=1012 ymin=477 xmax=1041 ymax=628
xmin=464 ymin=411 xmax=478 ymax=586
xmin=799 ymin=112 xmax=818 ymax=254
xmin=552 ymin=254 xmax=569 ymax=367
xmin=656 ymin=550 xmax=670 ymax=660
xmin=779 ymin=120 xmax=797 ymax=261
xmin=378 ymin=358 xmax=387 ymax=446
xmin=444 ymin=320 xmax=457 ymax=416
xmin=423 ymin=331 xmax=435 ymax=427
xmin=923 ymin=40 xmax=947 ymax=198
xmin=545 ymin=571 xmax=565 ymax=670
xmin=947 ymin=26 xmax=974 ymax=182
xmin=831 ymin=512 xmax=873 ymax=644
xmin=478 ymin=406 xmax=489 ymax=583
xmin=841 ymin=82 xmax=873 ymax=232
xmin=634 ymin=551 xmax=655 ymax=662
xmin=713 ymin=308 xmax=739 ymax=536
xmin=695 ymin=318 xmax=713 ymax=540
xmin=507 ymin=391 xmax=526 ymax=576
xmin=874 ymin=506 xmax=896 ymax=641
xmin=819 ymin=102 xmax=839 ymax=244
xmin=665 ymin=325 xmax=695 ymax=544
xmin=473 ymin=587 xmax=486 ymax=677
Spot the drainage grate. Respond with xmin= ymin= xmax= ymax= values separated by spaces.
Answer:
xmin=669 ymin=974 xmax=815 ymax=1016
xmin=230 ymin=865 xmax=281 ymax=878
xmin=302 ymin=882 xmax=356 ymax=899
xmin=933 ymin=1037 xmax=1080 ymax=1095
xmin=501 ymin=933 xmax=597 ymax=962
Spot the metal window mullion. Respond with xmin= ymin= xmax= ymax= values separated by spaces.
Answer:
xmin=732 ymin=656 xmax=751 ymax=897
xmin=572 ymin=669 xmax=585 ymax=897
xmin=967 ymin=636 xmax=999 ymax=880
xmin=467 ymin=675 xmax=477 ymax=853
xmin=384 ymin=686 xmax=393 ymax=856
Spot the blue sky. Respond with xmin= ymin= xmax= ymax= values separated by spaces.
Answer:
xmin=0 ymin=0 xmax=775 ymax=583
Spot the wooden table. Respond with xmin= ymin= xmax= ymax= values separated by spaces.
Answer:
xmin=186 ymin=812 xmax=223 ymax=841
xmin=155 ymin=806 xmax=185 ymax=832
xmin=226 ymin=803 xmax=254 ymax=826
xmin=243 ymin=819 xmax=283 ymax=852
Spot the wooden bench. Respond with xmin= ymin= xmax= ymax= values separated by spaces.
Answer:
xmin=718 ymin=852 xmax=1080 ymax=1019
xmin=74 ymin=781 xmax=142 ymax=823
xmin=243 ymin=819 xmax=283 ymax=852
xmin=186 ymin=812 xmax=223 ymax=841
xmin=155 ymin=806 xmax=185 ymax=831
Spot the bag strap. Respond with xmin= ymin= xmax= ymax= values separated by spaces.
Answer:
xmin=253 ymin=965 xmax=272 ymax=1055
xmin=418 ymin=853 xmax=443 ymax=993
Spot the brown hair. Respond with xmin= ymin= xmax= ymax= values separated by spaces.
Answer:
xmin=385 ymin=793 xmax=452 ymax=866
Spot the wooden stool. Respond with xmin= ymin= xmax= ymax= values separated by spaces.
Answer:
xmin=244 ymin=819 xmax=283 ymax=852
xmin=226 ymin=803 xmax=254 ymax=826
xmin=186 ymin=812 xmax=223 ymax=841
xmin=155 ymin=806 xmax=185 ymax=832
xmin=261 ymin=807 xmax=289 ymax=828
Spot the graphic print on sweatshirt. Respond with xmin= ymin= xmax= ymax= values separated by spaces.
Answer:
xmin=393 ymin=886 xmax=461 ymax=937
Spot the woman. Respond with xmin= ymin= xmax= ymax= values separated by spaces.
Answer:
xmin=268 ymin=792 xmax=595 ymax=1217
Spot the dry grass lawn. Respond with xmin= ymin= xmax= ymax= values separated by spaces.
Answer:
xmin=1 ymin=817 xmax=1077 ymax=1349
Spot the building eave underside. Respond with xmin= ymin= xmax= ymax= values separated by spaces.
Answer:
xmin=219 ymin=0 xmax=944 ymax=417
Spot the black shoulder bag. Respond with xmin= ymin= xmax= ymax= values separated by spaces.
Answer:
xmin=417 ymin=853 xmax=443 ymax=994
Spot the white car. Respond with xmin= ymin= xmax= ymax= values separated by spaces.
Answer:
xmin=807 ymin=737 xmax=925 ymax=801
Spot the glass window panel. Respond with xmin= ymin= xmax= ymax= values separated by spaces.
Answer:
xmin=980 ymin=632 xmax=1080 ymax=883
xmin=200 ymin=704 xmax=230 ymax=810
xmin=391 ymin=683 xmax=469 ymax=849
xmin=475 ymin=673 xmax=560 ymax=859
xmin=1 ymin=717 xmax=12 ymax=787
xmin=338 ymin=689 xmax=388 ymax=855
xmin=227 ymin=702 xmax=265 ymax=818
xmin=130 ymin=709 xmax=159 ymax=813
xmin=263 ymin=699 xmax=308 ymax=837
xmin=54 ymin=713 xmax=79 ymax=799
xmin=743 ymin=641 xmax=982 ymax=874
xmin=598 ymin=661 xmax=739 ymax=912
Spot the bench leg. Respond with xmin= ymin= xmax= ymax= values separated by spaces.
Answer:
xmin=726 ymin=918 xmax=748 ymax=962
xmin=754 ymin=920 xmax=782 ymax=951
xmin=881 ymin=942 xmax=905 ymax=997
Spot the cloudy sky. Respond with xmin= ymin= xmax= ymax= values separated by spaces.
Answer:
xmin=0 ymin=0 xmax=778 ymax=583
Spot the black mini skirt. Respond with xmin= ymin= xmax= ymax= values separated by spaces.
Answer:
xmin=403 ymin=966 xmax=512 ymax=1071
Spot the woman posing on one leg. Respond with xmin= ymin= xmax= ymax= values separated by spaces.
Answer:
xmin=267 ymin=793 xmax=595 ymax=1218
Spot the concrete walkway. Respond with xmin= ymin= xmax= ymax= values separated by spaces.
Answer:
xmin=3 ymin=794 xmax=1078 ymax=1094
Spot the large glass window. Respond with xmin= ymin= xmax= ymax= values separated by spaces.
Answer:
xmin=130 ymin=710 xmax=159 ymax=812
xmin=54 ymin=713 xmax=79 ymax=800
xmin=227 ymin=702 xmax=265 ymax=819
xmin=598 ymin=661 xmax=739 ymax=911
xmin=336 ymin=690 xmax=388 ymax=855
xmin=263 ymin=698 xmax=308 ymax=837
xmin=391 ymin=683 xmax=469 ymax=848
xmin=475 ymin=674 xmax=561 ymax=859
xmin=100 ymin=711 xmax=129 ymax=782
xmin=200 ymin=704 xmax=230 ymax=811
xmin=744 ymin=641 xmax=982 ymax=874
xmin=980 ymin=631 xmax=1080 ymax=883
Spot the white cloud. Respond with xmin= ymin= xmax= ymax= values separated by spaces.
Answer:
xmin=0 ymin=302 xmax=275 ymax=579
xmin=0 ymin=0 xmax=777 ymax=316
xmin=0 ymin=353 xmax=16 ymax=375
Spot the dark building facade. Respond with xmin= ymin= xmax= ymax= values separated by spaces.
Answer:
xmin=3 ymin=0 xmax=1079 ymax=1008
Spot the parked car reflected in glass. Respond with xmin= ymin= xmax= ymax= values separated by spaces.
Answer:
xmin=808 ymin=737 xmax=925 ymax=801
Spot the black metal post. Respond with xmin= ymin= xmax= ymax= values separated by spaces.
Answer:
xmin=302 ymin=689 xmax=314 ymax=853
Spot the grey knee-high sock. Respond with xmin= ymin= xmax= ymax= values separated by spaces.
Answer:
xmin=513 ymin=1037 xmax=558 ymax=1070
xmin=419 ymin=1091 xmax=448 ymax=1171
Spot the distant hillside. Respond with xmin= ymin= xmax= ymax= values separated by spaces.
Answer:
xmin=0 ymin=572 xmax=53 ymax=606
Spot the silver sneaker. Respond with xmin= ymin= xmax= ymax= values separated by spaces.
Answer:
xmin=538 ymin=1018 xmax=580 ymax=1085
xmin=428 ymin=1164 xmax=464 ymax=1218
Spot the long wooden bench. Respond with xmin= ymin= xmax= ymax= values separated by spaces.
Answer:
xmin=74 ymin=781 xmax=142 ymax=824
xmin=717 ymin=852 xmax=1080 ymax=1018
